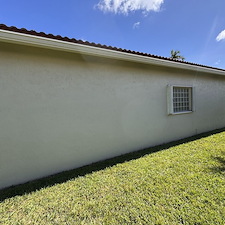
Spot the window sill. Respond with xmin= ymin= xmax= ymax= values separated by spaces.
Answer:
xmin=169 ymin=111 xmax=193 ymax=116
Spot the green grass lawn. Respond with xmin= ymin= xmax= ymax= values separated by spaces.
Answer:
xmin=1 ymin=130 xmax=225 ymax=225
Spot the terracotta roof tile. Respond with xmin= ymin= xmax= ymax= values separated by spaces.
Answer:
xmin=0 ymin=24 xmax=225 ymax=72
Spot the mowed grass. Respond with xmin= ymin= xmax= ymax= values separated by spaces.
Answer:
xmin=0 ymin=131 xmax=225 ymax=225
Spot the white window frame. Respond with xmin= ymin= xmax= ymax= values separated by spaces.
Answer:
xmin=167 ymin=85 xmax=195 ymax=115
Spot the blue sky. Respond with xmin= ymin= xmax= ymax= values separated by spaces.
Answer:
xmin=1 ymin=0 xmax=225 ymax=69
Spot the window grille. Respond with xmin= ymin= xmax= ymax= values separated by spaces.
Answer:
xmin=167 ymin=85 xmax=193 ymax=115
xmin=173 ymin=87 xmax=192 ymax=113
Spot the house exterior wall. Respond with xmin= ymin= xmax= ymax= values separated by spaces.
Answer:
xmin=1 ymin=42 xmax=225 ymax=189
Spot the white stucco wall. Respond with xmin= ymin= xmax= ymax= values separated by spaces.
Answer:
xmin=1 ymin=42 xmax=225 ymax=189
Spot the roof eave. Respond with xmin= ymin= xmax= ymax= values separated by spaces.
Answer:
xmin=0 ymin=29 xmax=225 ymax=76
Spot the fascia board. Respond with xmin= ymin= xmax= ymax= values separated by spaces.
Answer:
xmin=0 ymin=29 xmax=225 ymax=76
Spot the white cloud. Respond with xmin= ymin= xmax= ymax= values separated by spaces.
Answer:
xmin=97 ymin=0 xmax=164 ymax=14
xmin=216 ymin=30 xmax=225 ymax=41
xmin=133 ymin=21 xmax=140 ymax=29
xmin=215 ymin=59 xmax=221 ymax=65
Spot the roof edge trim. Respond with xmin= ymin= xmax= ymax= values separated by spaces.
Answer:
xmin=0 ymin=29 xmax=225 ymax=76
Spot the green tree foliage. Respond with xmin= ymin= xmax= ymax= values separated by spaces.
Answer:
xmin=170 ymin=50 xmax=185 ymax=61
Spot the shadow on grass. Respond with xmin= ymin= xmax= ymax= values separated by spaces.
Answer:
xmin=1 ymin=127 xmax=225 ymax=202
xmin=210 ymin=152 xmax=225 ymax=173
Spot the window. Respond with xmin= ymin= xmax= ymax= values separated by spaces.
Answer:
xmin=167 ymin=85 xmax=194 ymax=115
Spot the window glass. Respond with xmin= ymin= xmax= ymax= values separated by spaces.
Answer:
xmin=173 ymin=87 xmax=192 ymax=113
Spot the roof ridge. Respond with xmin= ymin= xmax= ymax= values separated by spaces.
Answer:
xmin=0 ymin=24 xmax=225 ymax=72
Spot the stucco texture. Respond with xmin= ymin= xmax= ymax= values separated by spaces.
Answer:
xmin=1 ymin=42 xmax=225 ymax=189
